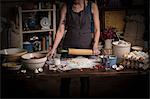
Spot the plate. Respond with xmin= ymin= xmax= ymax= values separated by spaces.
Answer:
xmin=40 ymin=17 xmax=51 ymax=30
xmin=132 ymin=46 xmax=143 ymax=51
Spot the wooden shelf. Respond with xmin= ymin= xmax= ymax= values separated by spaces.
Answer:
xmin=37 ymin=50 xmax=49 ymax=54
xmin=22 ymin=29 xmax=54 ymax=34
xmin=18 ymin=3 xmax=56 ymax=50
xmin=100 ymin=5 xmax=145 ymax=11
xmin=102 ymin=7 xmax=126 ymax=11
xmin=22 ymin=9 xmax=54 ymax=13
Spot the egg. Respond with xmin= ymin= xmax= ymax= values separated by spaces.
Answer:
xmin=21 ymin=70 xmax=26 ymax=73
xmin=116 ymin=67 xmax=122 ymax=71
xmin=119 ymin=65 xmax=124 ymax=69
xmin=38 ymin=68 xmax=43 ymax=72
xmin=112 ymin=64 xmax=117 ymax=69
xmin=34 ymin=69 xmax=39 ymax=73
xmin=116 ymin=65 xmax=124 ymax=71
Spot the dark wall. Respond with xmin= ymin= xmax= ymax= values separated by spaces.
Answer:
xmin=0 ymin=1 xmax=24 ymax=49
xmin=0 ymin=0 xmax=149 ymax=50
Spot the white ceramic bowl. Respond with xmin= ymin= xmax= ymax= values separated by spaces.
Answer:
xmin=2 ymin=62 xmax=22 ymax=70
xmin=0 ymin=48 xmax=27 ymax=62
xmin=132 ymin=46 xmax=143 ymax=51
xmin=21 ymin=53 xmax=47 ymax=70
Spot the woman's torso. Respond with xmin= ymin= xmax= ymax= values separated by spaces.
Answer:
xmin=63 ymin=1 xmax=93 ymax=49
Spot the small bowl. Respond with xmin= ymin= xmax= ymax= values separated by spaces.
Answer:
xmin=2 ymin=62 xmax=22 ymax=70
xmin=21 ymin=53 xmax=47 ymax=70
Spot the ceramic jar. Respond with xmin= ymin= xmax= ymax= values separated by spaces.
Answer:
xmin=104 ymin=39 xmax=112 ymax=49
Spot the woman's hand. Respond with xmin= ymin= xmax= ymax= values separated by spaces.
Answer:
xmin=93 ymin=44 xmax=100 ymax=55
xmin=46 ymin=48 xmax=56 ymax=59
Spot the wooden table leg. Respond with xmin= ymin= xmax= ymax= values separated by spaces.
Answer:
xmin=80 ymin=77 xmax=89 ymax=97
xmin=60 ymin=78 xmax=71 ymax=97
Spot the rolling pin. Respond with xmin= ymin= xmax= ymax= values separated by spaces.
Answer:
xmin=60 ymin=48 xmax=93 ymax=55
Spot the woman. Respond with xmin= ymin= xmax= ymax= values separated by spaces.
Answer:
xmin=48 ymin=0 xmax=100 ymax=97
xmin=47 ymin=0 xmax=100 ymax=58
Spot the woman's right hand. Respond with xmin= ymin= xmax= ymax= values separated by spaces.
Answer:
xmin=46 ymin=48 xmax=56 ymax=59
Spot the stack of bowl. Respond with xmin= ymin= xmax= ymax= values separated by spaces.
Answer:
xmin=0 ymin=48 xmax=27 ymax=70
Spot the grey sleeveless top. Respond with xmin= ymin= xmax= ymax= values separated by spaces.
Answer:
xmin=63 ymin=1 xmax=93 ymax=49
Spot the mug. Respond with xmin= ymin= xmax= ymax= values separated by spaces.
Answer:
xmin=108 ymin=55 xmax=117 ymax=67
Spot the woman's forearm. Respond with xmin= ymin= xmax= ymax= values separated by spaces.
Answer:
xmin=92 ymin=3 xmax=100 ymax=47
xmin=51 ymin=3 xmax=67 ymax=51
xmin=51 ymin=30 xmax=64 ymax=51
xmin=94 ymin=29 xmax=100 ymax=46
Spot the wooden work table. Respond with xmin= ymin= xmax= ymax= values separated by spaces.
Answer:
xmin=1 ymin=66 xmax=149 ymax=98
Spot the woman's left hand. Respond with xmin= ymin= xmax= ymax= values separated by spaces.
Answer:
xmin=93 ymin=44 xmax=100 ymax=55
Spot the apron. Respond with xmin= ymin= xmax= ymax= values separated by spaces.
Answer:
xmin=62 ymin=1 xmax=93 ymax=58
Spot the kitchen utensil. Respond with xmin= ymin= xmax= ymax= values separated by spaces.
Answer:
xmin=108 ymin=55 xmax=117 ymax=67
xmin=21 ymin=53 xmax=47 ymax=70
xmin=2 ymin=62 xmax=22 ymax=70
xmin=23 ymin=42 xmax=33 ymax=52
xmin=40 ymin=17 xmax=51 ymax=30
xmin=131 ymin=46 xmax=143 ymax=51
xmin=112 ymin=40 xmax=131 ymax=63
xmin=60 ymin=48 xmax=93 ymax=55
xmin=104 ymin=39 xmax=112 ymax=49
xmin=0 ymin=48 xmax=27 ymax=62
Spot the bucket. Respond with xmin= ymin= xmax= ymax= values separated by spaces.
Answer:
xmin=112 ymin=41 xmax=131 ymax=62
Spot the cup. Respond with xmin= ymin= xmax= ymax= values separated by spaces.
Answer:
xmin=54 ymin=58 xmax=61 ymax=66
xmin=108 ymin=55 xmax=117 ymax=67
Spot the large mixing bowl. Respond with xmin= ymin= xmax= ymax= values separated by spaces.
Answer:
xmin=0 ymin=48 xmax=27 ymax=62
xmin=21 ymin=53 xmax=47 ymax=70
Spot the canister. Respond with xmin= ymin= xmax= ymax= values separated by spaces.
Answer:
xmin=108 ymin=55 xmax=117 ymax=67
xmin=23 ymin=42 xmax=33 ymax=52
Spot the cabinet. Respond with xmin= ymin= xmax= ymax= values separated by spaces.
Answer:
xmin=18 ymin=2 xmax=56 ymax=52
